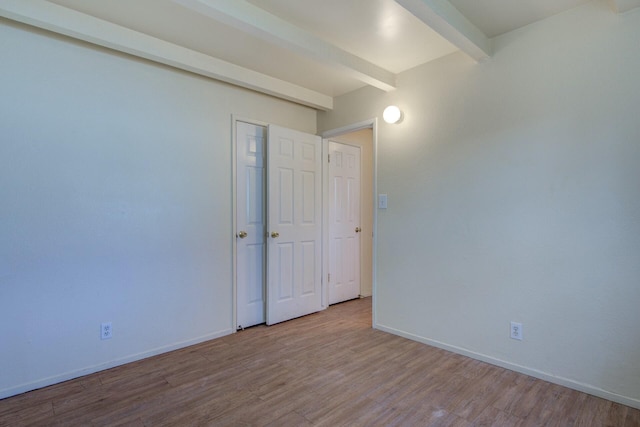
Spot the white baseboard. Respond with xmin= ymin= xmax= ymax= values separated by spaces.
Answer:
xmin=0 ymin=328 xmax=233 ymax=400
xmin=374 ymin=323 xmax=640 ymax=410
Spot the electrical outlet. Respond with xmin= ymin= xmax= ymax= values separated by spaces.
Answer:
xmin=510 ymin=321 xmax=523 ymax=341
xmin=101 ymin=322 xmax=112 ymax=340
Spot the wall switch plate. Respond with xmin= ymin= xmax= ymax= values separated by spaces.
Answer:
xmin=378 ymin=194 xmax=388 ymax=209
xmin=510 ymin=321 xmax=522 ymax=340
xmin=101 ymin=322 xmax=112 ymax=340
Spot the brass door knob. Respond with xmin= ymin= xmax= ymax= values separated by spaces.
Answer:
xmin=271 ymin=231 xmax=280 ymax=238
xmin=355 ymin=227 xmax=362 ymax=233
xmin=237 ymin=231 xmax=248 ymax=239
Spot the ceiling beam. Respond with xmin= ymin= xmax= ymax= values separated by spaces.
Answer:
xmin=394 ymin=0 xmax=491 ymax=62
xmin=173 ymin=0 xmax=397 ymax=92
xmin=0 ymin=0 xmax=333 ymax=110
xmin=609 ymin=0 xmax=640 ymax=13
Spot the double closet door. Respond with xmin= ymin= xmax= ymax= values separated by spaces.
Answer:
xmin=236 ymin=121 xmax=322 ymax=327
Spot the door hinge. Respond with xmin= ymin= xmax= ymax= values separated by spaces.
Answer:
xmin=328 ymin=273 xmax=331 ymax=283
xmin=328 ymin=154 xmax=330 ymax=163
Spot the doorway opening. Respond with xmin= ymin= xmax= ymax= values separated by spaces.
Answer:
xmin=322 ymin=119 xmax=377 ymax=323
xmin=233 ymin=117 xmax=378 ymax=330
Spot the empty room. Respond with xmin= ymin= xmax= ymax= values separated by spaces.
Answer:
xmin=1 ymin=0 xmax=639 ymax=425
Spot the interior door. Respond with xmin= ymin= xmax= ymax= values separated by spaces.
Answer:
xmin=267 ymin=125 xmax=322 ymax=325
xmin=328 ymin=141 xmax=361 ymax=304
xmin=236 ymin=121 xmax=266 ymax=329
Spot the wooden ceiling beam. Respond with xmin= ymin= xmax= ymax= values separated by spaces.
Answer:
xmin=394 ymin=0 xmax=491 ymax=62
xmin=173 ymin=0 xmax=397 ymax=92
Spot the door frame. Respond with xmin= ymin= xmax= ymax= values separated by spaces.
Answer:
xmin=321 ymin=118 xmax=378 ymax=326
xmin=232 ymin=115 xmax=269 ymax=332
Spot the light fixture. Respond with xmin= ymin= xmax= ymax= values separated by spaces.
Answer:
xmin=383 ymin=105 xmax=403 ymax=124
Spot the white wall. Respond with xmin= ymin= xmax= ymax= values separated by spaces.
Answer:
xmin=319 ymin=1 xmax=640 ymax=408
xmin=327 ymin=129 xmax=374 ymax=297
xmin=0 ymin=18 xmax=316 ymax=398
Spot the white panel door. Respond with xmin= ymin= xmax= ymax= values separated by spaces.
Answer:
xmin=236 ymin=121 xmax=266 ymax=329
xmin=267 ymin=125 xmax=322 ymax=325
xmin=328 ymin=142 xmax=361 ymax=304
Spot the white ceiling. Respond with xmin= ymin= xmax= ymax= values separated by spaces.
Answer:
xmin=5 ymin=0 xmax=635 ymax=108
xmin=449 ymin=0 xmax=591 ymax=38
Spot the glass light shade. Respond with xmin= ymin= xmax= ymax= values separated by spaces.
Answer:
xmin=383 ymin=105 xmax=402 ymax=124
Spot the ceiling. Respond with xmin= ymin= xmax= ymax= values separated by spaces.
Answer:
xmin=449 ymin=0 xmax=591 ymax=38
xmin=3 ymin=0 xmax=637 ymax=109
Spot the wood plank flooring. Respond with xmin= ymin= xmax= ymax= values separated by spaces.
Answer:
xmin=1 ymin=297 xmax=638 ymax=426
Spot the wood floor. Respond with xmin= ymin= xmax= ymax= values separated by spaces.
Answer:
xmin=1 ymin=298 xmax=638 ymax=426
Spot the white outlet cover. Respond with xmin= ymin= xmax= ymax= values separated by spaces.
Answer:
xmin=101 ymin=322 xmax=112 ymax=340
xmin=510 ymin=321 xmax=523 ymax=340
xmin=378 ymin=194 xmax=388 ymax=209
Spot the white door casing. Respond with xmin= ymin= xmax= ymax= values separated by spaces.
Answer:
xmin=267 ymin=125 xmax=322 ymax=325
xmin=236 ymin=121 xmax=266 ymax=329
xmin=328 ymin=141 xmax=361 ymax=304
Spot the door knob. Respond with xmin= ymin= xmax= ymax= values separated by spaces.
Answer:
xmin=237 ymin=231 xmax=248 ymax=239
xmin=355 ymin=227 xmax=362 ymax=233
xmin=271 ymin=231 xmax=280 ymax=238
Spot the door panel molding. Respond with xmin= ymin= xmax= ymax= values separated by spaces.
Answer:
xmin=267 ymin=125 xmax=323 ymax=325
xmin=328 ymin=141 xmax=361 ymax=304
xmin=235 ymin=120 xmax=267 ymax=330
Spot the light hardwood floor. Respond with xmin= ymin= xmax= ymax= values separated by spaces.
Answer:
xmin=1 ymin=297 xmax=638 ymax=426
